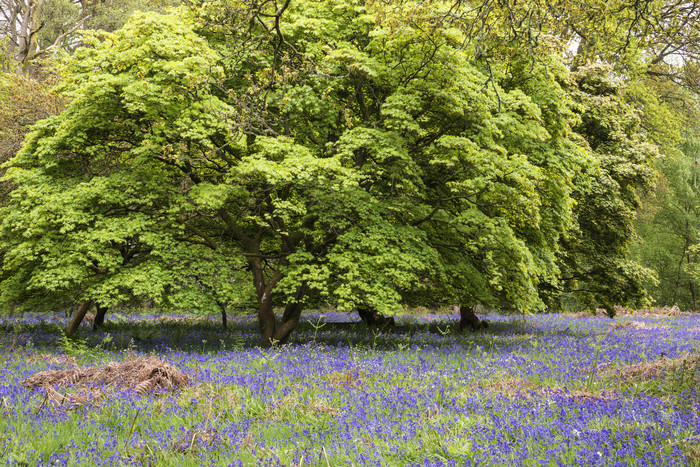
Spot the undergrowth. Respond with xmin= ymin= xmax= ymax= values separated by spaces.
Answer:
xmin=0 ymin=312 xmax=698 ymax=466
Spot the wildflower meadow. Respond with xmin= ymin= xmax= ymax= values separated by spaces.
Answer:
xmin=1 ymin=310 xmax=699 ymax=466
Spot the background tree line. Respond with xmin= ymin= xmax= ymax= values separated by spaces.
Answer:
xmin=1 ymin=0 xmax=699 ymax=344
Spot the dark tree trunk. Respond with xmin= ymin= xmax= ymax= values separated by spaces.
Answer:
xmin=673 ymin=236 xmax=690 ymax=305
xmin=356 ymin=306 xmax=375 ymax=324
xmin=66 ymin=300 xmax=93 ymax=336
xmin=273 ymin=302 xmax=302 ymax=344
xmin=92 ymin=304 xmax=107 ymax=330
xmin=249 ymin=259 xmax=279 ymax=347
xmin=217 ymin=300 xmax=227 ymax=329
xmin=690 ymin=282 xmax=698 ymax=313
xmin=273 ymin=285 xmax=308 ymax=344
xmin=357 ymin=306 xmax=395 ymax=332
xmin=258 ymin=296 xmax=276 ymax=347
xmin=459 ymin=305 xmax=488 ymax=332
xmin=687 ymin=250 xmax=698 ymax=313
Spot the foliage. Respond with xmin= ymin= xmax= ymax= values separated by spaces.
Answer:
xmin=546 ymin=65 xmax=657 ymax=314
xmin=0 ymin=73 xmax=66 ymax=167
xmin=0 ymin=0 xmax=182 ymax=74
xmin=1 ymin=12 xmax=233 ymax=312
xmin=630 ymin=70 xmax=700 ymax=311
xmin=636 ymin=141 xmax=700 ymax=310
xmin=0 ymin=72 xmax=67 ymax=311
xmin=83 ymin=0 xmax=182 ymax=34
xmin=1 ymin=0 xmax=665 ymax=341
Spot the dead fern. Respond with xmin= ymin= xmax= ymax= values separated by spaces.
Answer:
xmin=23 ymin=356 xmax=190 ymax=406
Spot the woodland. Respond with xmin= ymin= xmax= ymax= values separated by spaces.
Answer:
xmin=2 ymin=0 xmax=700 ymax=345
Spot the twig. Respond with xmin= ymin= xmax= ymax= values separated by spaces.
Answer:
xmin=187 ymin=431 xmax=199 ymax=452
xmin=37 ymin=390 xmax=49 ymax=411
xmin=144 ymin=442 xmax=155 ymax=459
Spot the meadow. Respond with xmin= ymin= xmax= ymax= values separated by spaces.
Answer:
xmin=1 ymin=310 xmax=699 ymax=466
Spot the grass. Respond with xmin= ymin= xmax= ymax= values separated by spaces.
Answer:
xmin=0 ymin=310 xmax=699 ymax=466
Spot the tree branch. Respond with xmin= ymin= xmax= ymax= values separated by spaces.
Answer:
xmin=184 ymin=222 xmax=219 ymax=250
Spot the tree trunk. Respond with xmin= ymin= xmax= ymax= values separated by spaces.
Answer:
xmin=66 ymin=300 xmax=93 ymax=336
xmin=249 ymin=257 xmax=282 ymax=347
xmin=686 ymin=250 xmax=698 ymax=313
xmin=273 ymin=285 xmax=308 ymax=344
xmin=273 ymin=301 xmax=302 ymax=344
xmin=356 ymin=306 xmax=375 ymax=324
xmin=571 ymin=31 xmax=592 ymax=72
xmin=257 ymin=296 xmax=276 ymax=347
xmin=16 ymin=0 xmax=46 ymax=75
xmin=92 ymin=303 xmax=107 ymax=330
xmin=690 ymin=282 xmax=698 ymax=313
xmin=357 ymin=305 xmax=395 ymax=332
xmin=217 ymin=300 xmax=227 ymax=329
xmin=673 ymin=229 xmax=691 ymax=305
xmin=3 ymin=1 xmax=19 ymax=68
xmin=459 ymin=305 xmax=488 ymax=331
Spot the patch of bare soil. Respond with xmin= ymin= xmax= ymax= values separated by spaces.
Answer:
xmin=23 ymin=357 xmax=190 ymax=407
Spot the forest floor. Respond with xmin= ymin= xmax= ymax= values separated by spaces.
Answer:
xmin=0 ymin=310 xmax=699 ymax=466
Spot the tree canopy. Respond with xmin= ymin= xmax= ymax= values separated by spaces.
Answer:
xmin=1 ymin=0 xmax=685 ymax=342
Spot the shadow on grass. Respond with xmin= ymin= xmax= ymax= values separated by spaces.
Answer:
xmin=0 ymin=310 xmax=584 ymax=355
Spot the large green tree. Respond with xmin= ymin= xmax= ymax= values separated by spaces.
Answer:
xmin=542 ymin=65 xmax=657 ymax=315
xmin=1 ymin=0 xmax=660 ymax=342
xmin=0 ymin=72 xmax=67 ymax=313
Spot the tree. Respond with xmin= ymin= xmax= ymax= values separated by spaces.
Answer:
xmin=632 ymin=79 xmax=700 ymax=311
xmin=1 ymin=0 xmax=180 ymax=74
xmin=636 ymin=139 xmax=700 ymax=311
xmin=0 ymin=0 xmax=182 ymax=318
xmin=0 ymin=72 xmax=66 ymax=312
xmin=0 ymin=10 xmax=242 ymax=327
xmin=540 ymin=65 xmax=657 ymax=316
xmin=0 ymin=0 xmax=87 ymax=74
xmin=1 ymin=0 xmax=660 ymax=343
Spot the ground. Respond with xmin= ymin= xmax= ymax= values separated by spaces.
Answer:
xmin=0 ymin=309 xmax=698 ymax=466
